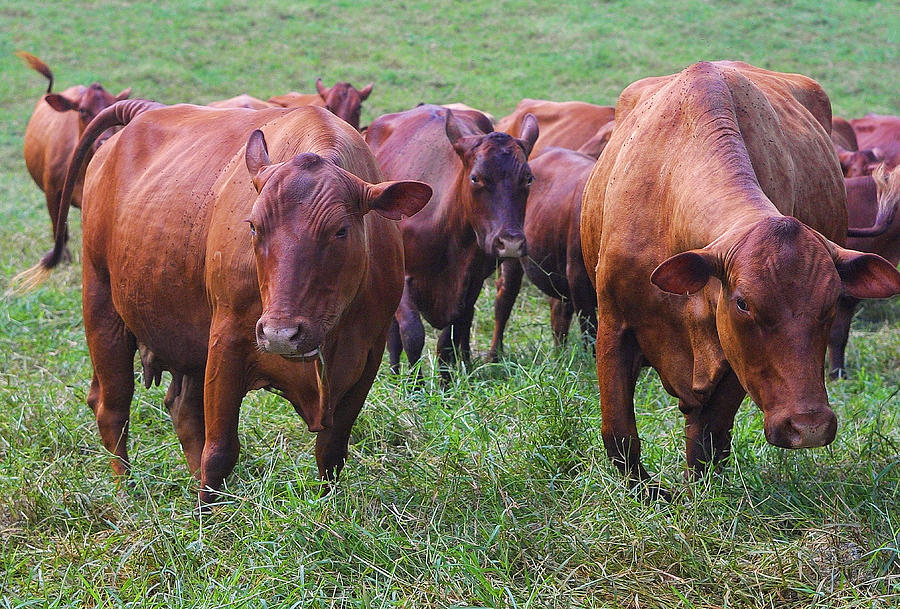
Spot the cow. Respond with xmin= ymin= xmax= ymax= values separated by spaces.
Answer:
xmin=829 ymin=165 xmax=900 ymax=378
xmin=851 ymin=114 xmax=900 ymax=171
xmin=17 ymin=51 xmax=131 ymax=260
xmin=15 ymin=102 xmax=431 ymax=503
xmin=489 ymin=147 xmax=597 ymax=361
xmin=576 ymin=120 xmax=616 ymax=159
xmin=364 ymin=104 xmax=538 ymax=383
xmin=579 ymin=61 xmax=900 ymax=497
xmin=496 ymin=99 xmax=614 ymax=158
xmin=832 ymin=116 xmax=884 ymax=178
xmin=208 ymin=79 xmax=373 ymax=131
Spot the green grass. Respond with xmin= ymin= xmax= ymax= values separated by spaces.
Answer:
xmin=1 ymin=1 xmax=899 ymax=607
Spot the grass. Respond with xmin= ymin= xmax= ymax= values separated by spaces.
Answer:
xmin=1 ymin=0 xmax=899 ymax=607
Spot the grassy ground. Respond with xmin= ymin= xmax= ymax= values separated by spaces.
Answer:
xmin=1 ymin=1 xmax=899 ymax=607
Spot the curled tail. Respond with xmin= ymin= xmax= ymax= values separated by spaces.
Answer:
xmin=10 ymin=99 xmax=165 ymax=293
xmin=16 ymin=51 xmax=54 ymax=93
xmin=847 ymin=164 xmax=900 ymax=238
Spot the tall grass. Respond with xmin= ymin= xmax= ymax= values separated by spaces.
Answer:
xmin=1 ymin=1 xmax=899 ymax=607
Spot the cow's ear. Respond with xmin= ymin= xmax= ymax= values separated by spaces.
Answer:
xmin=358 ymin=83 xmax=373 ymax=101
xmin=651 ymin=249 xmax=721 ymax=295
xmin=115 ymin=87 xmax=132 ymax=101
xmin=245 ymin=130 xmax=281 ymax=192
xmin=516 ymin=113 xmax=539 ymax=158
xmin=315 ymin=78 xmax=328 ymax=101
xmin=444 ymin=108 xmax=477 ymax=156
xmin=833 ymin=247 xmax=900 ymax=299
xmin=364 ymin=180 xmax=432 ymax=220
xmin=44 ymin=93 xmax=77 ymax=113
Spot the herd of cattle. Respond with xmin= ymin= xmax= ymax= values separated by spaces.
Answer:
xmin=12 ymin=52 xmax=900 ymax=502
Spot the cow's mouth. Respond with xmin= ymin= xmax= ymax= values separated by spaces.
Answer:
xmin=282 ymin=348 xmax=320 ymax=362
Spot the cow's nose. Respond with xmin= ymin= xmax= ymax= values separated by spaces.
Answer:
xmin=765 ymin=409 xmax=837 ymax=448
xmin=255 ymin=317 xmax=318 ymax=358
xmin=493 ymin=231 xmax=526 ymax=258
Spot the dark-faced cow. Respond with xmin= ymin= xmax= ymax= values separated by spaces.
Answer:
xmin=17 ymin=51 xmax=131 ymax=259
xmin=490 ymin=147 xmax=597 ymax=361
xmin=829 ymin=165 xmax=900 ymax=378
xmin=580 ymin=61 xmax=900 ymax=495
xmin=17 ymin=102 xmax=430 ymax=503
xmin=364 ymin=104 xmax=538 ymax=382
xmin=496 ymin=99 xmax=614 ymax=159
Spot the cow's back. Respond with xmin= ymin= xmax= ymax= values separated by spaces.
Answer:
xmin=498 ymin=99 xmax=614 ymax=157
xmin=583 ymin=60 xmax=846 ymax=279
xmin=23 ymin=86 xmax=83 ymax=190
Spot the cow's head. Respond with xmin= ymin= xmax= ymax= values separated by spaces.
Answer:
xmin=45 ymin=83 xmax=132 ymax=134
xmin=245 ymin=129 xmax=430 ymax=362
xmin=445 ymin=109 xmax=538 ymax=259
xmin=836 ymin=145 xmax=884 ymax=178
xmin=651 ymin=216 xmax=900 ymax=449
xmin=315 ymin=78 xmax=373 ymax=131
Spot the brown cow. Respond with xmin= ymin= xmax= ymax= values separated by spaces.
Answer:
xmin=490 ymin=147 xmax=597 ymax=360
xmin=497 ymin=99 xmax=614 ymax=158
xmin=833 ymin=116 xmax=884 ymax=178
xmin=17 ymin=102 xmax=430 ymax=502
xmin=576 ymin=120 xmax=616 ymax=159
xmin=18 ymin=51 xmax=131 ymax=259
xmin=364 ymin=104 xmax=538 ymax=382
xmin=580 ymin=61 xmax=900 ymax=496
xmin=851 ymin=114 xmax=900 ymax=170
xmin=208 ymin=79 xmax=373 ymax=131
xmin=829 ymin=165 xmax=900 ymax=378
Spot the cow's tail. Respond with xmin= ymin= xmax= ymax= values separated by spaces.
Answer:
xmin=847 ymin=164 xmax=900 ymax=238
xmin=15 ymin=51 xmax=54 ymax=93
xmin=10 ymin=99 xmax=165 ymax=294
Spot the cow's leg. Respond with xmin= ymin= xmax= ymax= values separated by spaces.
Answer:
xmin=315 ymin=345 xmax=382 ymax=486
xmin=394 ymin=286 xmax=425 ymax=376
xmin=828 ymin=296 xmax=859 ymax=379
xmin=549 ymin=297 xmax=574 ymax=347
xmin=164 ymin=373 xmax=205 ymax=477
xmin=682 ymin=369 xmax=745 ymax=476
xmin=595 ymin=318 xmax=654 ymax=491
xmin=83 ymin=264 xmax=136 ymax=476
xmin=199 ymin=325 xmax=248 ymax=504
xmin=569 ymin=271 xmax=597 ymax=352
xmin=387 ymin=318 xmax=402 ymax=374
xmin=488 ymin=259 xmax=524 ymax=362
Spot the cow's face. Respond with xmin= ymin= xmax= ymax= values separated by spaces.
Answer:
xmin=245 ymin=130 xmax=430 ymax=361
xmin=837 ymin=146 xmax=884 ymax=178
xmin=45 ymin=83 xmax=131 ymax=150
xmin=446 ymin=111 xmax=539 ymax=259
xmin=652 ymin=216 xmax=900 ymax=449
xmin=316 ymin=78 xmax=373 ymax=131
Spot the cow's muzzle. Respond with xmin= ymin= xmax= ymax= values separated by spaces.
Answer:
xmin=764 ymin=407 xmax=837 ymax=449
xmin=491 ymin=230 xmax=526 ymax=258
xmin=256 ymin=315 xmax=322 ymax=361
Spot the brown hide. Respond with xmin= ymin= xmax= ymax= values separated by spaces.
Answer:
xmin=576 ymin=120 xmax=616 ymax=159
xmin=851 ymin=114 xmax=900 ymax=171
xmin=48 ymin=103 xmax=429 ymax=501
xmin=207 ymin=94 xmax=276 ymax=110
xmin=497 ymin=99 xmax=614 ymax=159
xmin=365 ymin=104 xmax=538 ymax=381
xmin=832 ymin=116 xmax=859 ymax=151
xmin=831 ymin=115 xmax=883 ymax=178
xmin=829 ymin=167 xmax=900 ymax=377
xmin=20 ymin=52 xmax=130 ymax=253
xmin=580 ymin=61 xmax=900 ymax=491
xmin=490 ymin=147 xmax=597 ymax=359
xmin=268 ymin=79 xmax=373 ymax=131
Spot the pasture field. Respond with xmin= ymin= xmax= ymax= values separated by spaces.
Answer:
xmin=1 ymin=1 xmax=899 ymax=607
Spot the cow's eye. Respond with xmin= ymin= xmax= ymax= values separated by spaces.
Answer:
xmin=735 ymin=297 xmax=749 ymax=313
xmin=335 ymin=226 xmax=348 ymax=239
xmin=247 ymin=220 xmax=256 ymax=235
xmin=470 ymin=174 xmax=479 ymax=184
xmin=525 ymin=174 xmax=534 ymax=186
